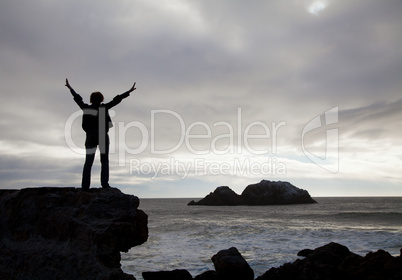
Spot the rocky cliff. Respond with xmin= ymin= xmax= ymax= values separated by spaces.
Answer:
xmin=188 ymin=180 xmax=316 ymax=206
xmin=0 ymin=187 xmax=148 ymax=280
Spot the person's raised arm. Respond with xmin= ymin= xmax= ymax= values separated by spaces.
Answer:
xmin=121 ymin=82 xmax=136 ymax=98
xmin=65 ymin=78 xmax=78 ymax=96
xmin=106 ymin=82 xmax=137 ymax=109
xmin=65 ymin=78 xmax=86 ymax=108
xmin=118 ymin=82 xmax=137 ymax=99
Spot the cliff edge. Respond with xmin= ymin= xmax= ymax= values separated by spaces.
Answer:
xmin=0 ymin=187 xmax=148 ymax=280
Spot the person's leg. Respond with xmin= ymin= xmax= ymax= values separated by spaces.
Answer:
xmin=82 ymin=131 xmax=98 ymax=190
xmin=100 ymin=134 xmax=110 ymax=188
xmin=82 ymin=151 xmax=95 ymax=190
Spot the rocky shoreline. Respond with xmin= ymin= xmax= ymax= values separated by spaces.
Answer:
xmin=142 ymin=243 xmax=402 ymax=280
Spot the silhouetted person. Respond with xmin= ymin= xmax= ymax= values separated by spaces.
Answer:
xmin=65 ymin=79 xmax=136 ymax=189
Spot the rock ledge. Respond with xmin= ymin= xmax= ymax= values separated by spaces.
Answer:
xmin=0 ymin=187 xmax=148 ymax=280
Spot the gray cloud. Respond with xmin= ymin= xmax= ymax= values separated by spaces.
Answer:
xmin=340 ymin=99 xmax=402 ymax=142
xmin=1 ymin=0 xmax=401 ymax=195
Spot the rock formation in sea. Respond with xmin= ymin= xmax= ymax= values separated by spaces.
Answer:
xmin=241 ymin=180 xmax=316 ymax=205
xmin=188 ymin=186 xmax=244 ymax=206
xmin=188 ymin=180 xmax=317 ymax=206
xmin=0 ymin=187 xmax=148 ymax=280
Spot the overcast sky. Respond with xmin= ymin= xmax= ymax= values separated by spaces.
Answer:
xmin=1 ymin=0 xmax=401 ymax=197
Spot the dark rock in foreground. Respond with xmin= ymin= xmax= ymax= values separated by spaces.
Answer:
xmin=143 ymin=269 xmax=193 ymax=280
xmin=256 ymin=242 xmax=402 ymax=280
xmin=188 ymin=180 xmax=316 ymax=206
xmin=146 ymin=247 xmax=253 ymax=280
xmin=211 ymin=247 xmax=254 ymax=280
xmin=0 ymin=187 xmax=148 ymax=280
xmin=146 ymin=243 xmax=402 ymax=280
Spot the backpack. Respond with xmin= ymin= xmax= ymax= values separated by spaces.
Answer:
xmin=82 ymin=105 xmax=112 ymax=132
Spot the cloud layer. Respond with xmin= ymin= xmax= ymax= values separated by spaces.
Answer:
xmin=1 ymin=0 xmax=401 ymax=197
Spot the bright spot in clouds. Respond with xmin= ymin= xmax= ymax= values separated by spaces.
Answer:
xmin=308 ymin=0 xmax=328 ymax=15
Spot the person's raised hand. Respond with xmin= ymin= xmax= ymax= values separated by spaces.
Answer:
xmin=128 ymin=82 xmax=136 ymax=93
xmin=65 ymin=78 xmax=72 ymax=89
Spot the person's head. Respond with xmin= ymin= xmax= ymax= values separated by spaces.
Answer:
xmin=90 ymin=91 xmax=104 ymax=104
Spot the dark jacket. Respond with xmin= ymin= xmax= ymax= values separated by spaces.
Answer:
xmin=69 ymin=88 xmax=130 ymax=133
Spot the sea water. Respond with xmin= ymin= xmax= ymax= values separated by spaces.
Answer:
xmin=121 ymin=197 xmax=402 ymax=279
